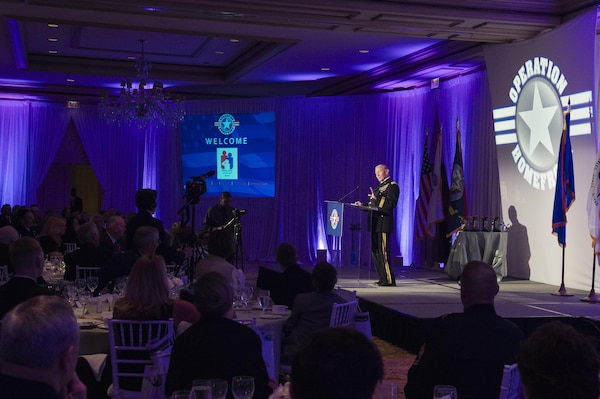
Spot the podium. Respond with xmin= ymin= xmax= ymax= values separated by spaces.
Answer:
xmin=325 ymin=201 xmax=376 ymax=287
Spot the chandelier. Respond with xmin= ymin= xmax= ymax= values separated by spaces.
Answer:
xmin=99 ymin=39 xmax=185 ymax=128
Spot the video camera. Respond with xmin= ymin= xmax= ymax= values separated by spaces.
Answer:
xmin=232 ymin=208 xmax=247 ymax=217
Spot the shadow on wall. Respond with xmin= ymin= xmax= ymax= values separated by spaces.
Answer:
xmin=506 ymin=205 xmax=531 ymax=279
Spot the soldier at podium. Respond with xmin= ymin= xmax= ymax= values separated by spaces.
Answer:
xmin=354 ymin=164 xmax=399 ymax=286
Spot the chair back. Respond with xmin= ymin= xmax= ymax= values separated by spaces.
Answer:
xmin=498 ymin=363 xmax=524 ymax=399
xmin=335 ymin=287 xmax=357 ymax=302
xmin=64 ymin=242 xmax=77 ymax=254
xmin=329 ymin=300 xmax=358 ymax=328
xmin=107 ymin=318 xmax=175 ymax=395
xmin=76 ymin=265 xmax=100 ymax=281
xmin=0 ymin=265 xmax=8 ymax=285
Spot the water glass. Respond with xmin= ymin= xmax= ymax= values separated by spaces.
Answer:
xmin=231 ymin=376 xmax=254 ymax=399
xmin=257 ymin=289 xmax=270 ymax=314
xmin=192 ymin=379 xmax=213 ymax=399
xmin=211 ymin=379 xmax=228 ymax=399
xmin=170 ymin=390 xmax=191 ymax=399
xmin=433 ymin=385 xmax=457 ymax=399
xmin=379 ymin=382 xmax=400 ymax=399
xmin=86 ymin=275 xmax=99 ymax=295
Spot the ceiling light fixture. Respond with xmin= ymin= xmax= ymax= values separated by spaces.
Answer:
xmin=98 ymin=39 xmax=185 ymax=128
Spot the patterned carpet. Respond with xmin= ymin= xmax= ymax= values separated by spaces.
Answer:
xmin=373 ymin=336 xmax=416 ymax=399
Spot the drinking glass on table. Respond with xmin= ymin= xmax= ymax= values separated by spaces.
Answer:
xmin=210 ymin=379 xmax=228 ymax=399
xmin=433 ymin=385 xmax=457 ymax=399
xmin=192 ymin=379 xmax=213 ymax=399
xmin=64 ymin=282 xmax=78 ymax=305
xmin=79 ymin=290 xmax=91 ymax=314
xmin=170 ymin=391 xmax=191 ymax=399
xmin=231 ymin=376 xmax=254 ymax=399
xmin=86 ymin=275 xmax=99 ymax=295
xmin=106 ymin=293 xmax=114 ymax=311
xmin=257 ymin=290 xmax=270 ymax=314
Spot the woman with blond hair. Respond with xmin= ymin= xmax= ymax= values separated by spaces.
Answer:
xmin=112 ymin=254 xmax=200 ymax=331
xmin=38 ymin=214 xmax=67 ymax=256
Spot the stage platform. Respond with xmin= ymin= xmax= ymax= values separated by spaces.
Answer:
xmin=336 ymin=266 xmax=600 ymax=353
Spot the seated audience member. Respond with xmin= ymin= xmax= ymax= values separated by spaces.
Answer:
xmin=29 ymin=203 xmax=42 ymax=236
xmin=99 ymin=215 xmax=126 ymax=259
xmin=12 ymin=207 xmax=36 ymax=238
xmin=282 ymin=262 xmax=346 ymax=363
xmin=290 ymin=327 xmax=383 ymax=399
xmin=97 ymin=225 xmax=159 ymax=292
xmin=62 ymin=216 xmax=80 ymax=246
xmin=113 ymin=254 xmax=200 ymax=331
xmin=64 ymin=222 xmax=107 ymax=281
xmin=0 ymin=225 xmax=19 ymax=272
xmin=404 ymin=260 xmax=523 ymax=399
xmin=38 ymin=215 xmax=67 ymax=256
xmin=195 ymin=229 xmax=243 ymax=288
xmin=0 ymin=203 xmax=12 ymax=227
xmin=165 ymin=272 xmax=272 ymax=399
xmin=0 ymin=295 xmax=87 ymax=399
xmin=269 ymin=242 xmax=313 ymax=309
xmin=518 ymin=321 xmax=600 ymax=399
xmin=0 ymin=237 xmax=55 ymax=319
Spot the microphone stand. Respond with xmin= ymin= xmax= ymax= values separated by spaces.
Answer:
xmin=338 ymin=185 xmax=360 ymax=202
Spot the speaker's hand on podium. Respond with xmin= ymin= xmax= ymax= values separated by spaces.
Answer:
xmin=353 ymin=201 xmax=364 ymax=206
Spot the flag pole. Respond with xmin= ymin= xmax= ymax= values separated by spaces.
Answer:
xmin=581 ymin=251 xmax=599 ymax=302
xmin=552 ymin=246 xmax=573 ymax=296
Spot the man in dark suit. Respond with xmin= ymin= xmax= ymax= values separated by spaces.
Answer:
xmin=404 ymin=261 xmax=524 ymax=399
xmin=165 ymin=272 xmax=271 ymax=399
xmin=0 ymin=204 xmax=12 ymax=227
xmin=63 ymin=222 xmax=107 ymax=281
xmin=282 ymin=262 xmax=346 ymax=363
xmin=0 ymin=237 xmax=55 ymax=319
xmin=269 ymin=242 xmax=313 ymax=309
xmin=70 ymin=187 xmax=83 ymax=214
xmin=99 ymin=215 xmax=126 ymax=259
xmin=355 ymin=164 xmax=399 ymax=286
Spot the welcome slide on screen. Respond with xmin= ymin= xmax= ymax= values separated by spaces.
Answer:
xmin=181 ymin=112 xmax=276 ymax=197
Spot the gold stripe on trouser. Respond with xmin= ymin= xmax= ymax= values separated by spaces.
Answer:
xmin=381 ymin=232 xmax=393 ymax=283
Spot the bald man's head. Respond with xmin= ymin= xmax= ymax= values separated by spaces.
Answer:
xmin=460 ymin=261 xmax=499 ymax=309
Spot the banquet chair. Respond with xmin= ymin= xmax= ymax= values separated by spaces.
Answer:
xmin=498 ymin=363 xmax=524 ymax=399
xmin=329 ymin=300 xmax=358 ymax=328
xmin=0 ymin=265 xmax=9 ymax=286
xmin=107 ymin=318 xmax=175 ymax=399
xmin=76 ymin=265 xmax=100 ymax=281
xmin=335 ymin=287 xmax=357 ymax=302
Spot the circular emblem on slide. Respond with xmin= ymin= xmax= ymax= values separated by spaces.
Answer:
xmin=515 ymin=77 xmax=563 ymax=172
xmin=329 ymin=209 xmax=340 ymax=230
xmin=217 ymin=113 xmax=236 ymax=135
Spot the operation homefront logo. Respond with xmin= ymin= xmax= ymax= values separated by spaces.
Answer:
xmin=493 ymin=56 xmax=592 ymax=191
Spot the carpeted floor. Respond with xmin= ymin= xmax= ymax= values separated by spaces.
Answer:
xmin=372 ymin=336 xmax=415 ymax=399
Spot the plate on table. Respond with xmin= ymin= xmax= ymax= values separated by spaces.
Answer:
xmin=259 ymin=314 xmax=283 ymax=319
xmin=77 ymin=319 xmax=101 ymax=329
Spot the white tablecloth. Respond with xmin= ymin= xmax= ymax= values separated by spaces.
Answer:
xmin=445 ymin=231 xmax=508 ymax=280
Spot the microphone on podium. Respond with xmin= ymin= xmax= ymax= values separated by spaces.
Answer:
xmin=338 ymin=185 xmax=360 ymax=202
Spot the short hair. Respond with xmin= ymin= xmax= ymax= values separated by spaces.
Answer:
xmin=193 ymin=272 xmax=233 ymax=318
xmin=77 ymin=221 xmax=99 ymax=245
xmin=312 ymin=262 xmax=337 ymax=292
xmin=9 ymin=237 xmax=43 ymax=272
xmin=135 ymin=189 xmax=158 ymax=211
xmin=0 ymin=295 xmax=78 ymax=369
xmin=41 ymin=215 xmax=66 ymax=237
xmin=106 ymin=215 xmax=125 ymax=230
xmin=0 ymin=225 xmax=19 ymax=244
xmin=518 ymin=321 xmax=600 ymax=399
xmin=276 ymin=242 xmax=297 ymax=267
xmin=207 ymin=229 xmax=235 ymax=258
xmin=133 ymin=226 xmax=159 ymax=250
xmin=459 ymin=261 xmax=498 ymax=305
xmin=291 ymin=327 xmax=383 ymax=399
xmin=15 ymin=207 xmax=32 ymax=223
xmin=220 ymin=192 xmax=232 ymax=199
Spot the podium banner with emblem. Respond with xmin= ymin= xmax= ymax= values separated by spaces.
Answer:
xmin=326 ymin=201 xmax=344 ymax=236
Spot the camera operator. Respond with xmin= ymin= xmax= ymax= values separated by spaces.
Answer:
xmin=202 ymin=192 xmax=235 ymax=234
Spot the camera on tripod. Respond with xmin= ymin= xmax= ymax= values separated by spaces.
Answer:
xmin=184 ymin=180 xmax=206 ymax=205
xmin=232 ymin=208 xmax=247 ymax=218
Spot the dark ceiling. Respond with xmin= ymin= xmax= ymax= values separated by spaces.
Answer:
xmin=0 ymin=0 xmax=597 ymax=103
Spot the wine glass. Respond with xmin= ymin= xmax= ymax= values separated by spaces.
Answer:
xmin=75 ymin=278 xmax=87 ymax=296
xmin=106 ymin=294 xmax=114 ymax=312
xmin=231 ymin=376 xmax=254 ymax=399
xmin=257 ymin=290 xmax=270 ymax=314
xmin=210 ymin=379 xmax=228 ymax=399
xmin=86 ymin=275 xmax=99 ymax=296
xmin=65 ymin=282 xmax=78 ymax=306
xmin=433 ymin=385 xmax=457 ymax=399
xmin=239 ymin=288 xmax=250 ymax=312
xmin=79 ymin=290 xmax=91 ymax=315
xmin=191 ymin=379 xmax=213 ymax=399
xmin=170 ymin=391 xmax=191 ymax=399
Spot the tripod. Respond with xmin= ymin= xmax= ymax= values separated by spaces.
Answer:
xmin=176 ymin=198 xmax=203 ymax=284
xmin=233 ymin=216 xmax=244 ymax=271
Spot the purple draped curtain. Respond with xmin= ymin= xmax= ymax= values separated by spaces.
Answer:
xmin=0 ymin=70 xmax=500 ymax=267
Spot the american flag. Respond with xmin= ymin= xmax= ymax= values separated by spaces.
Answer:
xmin=415 ymin=135 xmax=434 ymax=239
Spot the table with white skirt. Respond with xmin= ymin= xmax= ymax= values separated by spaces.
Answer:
xmin=445 ymin=231 xmax=508 ymax=281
